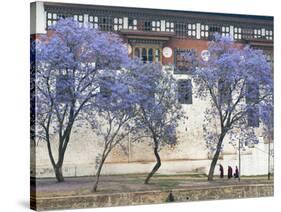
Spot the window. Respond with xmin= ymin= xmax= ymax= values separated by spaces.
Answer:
xmin=133 ymin=47 xmax=161 ymax=63
xmin=265 ymin=29 xmax=273 ymax=40
xmin=46 ymin=12 xmax=73 ymax=28
xmin=200 ymin=24 xmax=209 ymax=39
xmin=141 ymin=48 xmax=147 ymax=62
xmin=165 ymin=21 xmax=174 ymax=32
xmin=56 ymin=74 xmax=74 ymax=103
xmin=113 ymin=17 xmax=123 ymax=31
xmin=73 ymin=14 xmax=84 ymax=27
xmin=265 ymin=52 xmax=274 ymax=69
xmin=187 ymin=23 xmax=197 ymax=38
xmin=234 ymin=27 xmax=242 ymax=40
xmin=177 ymin=79 xmax=192 ymax=104
xmin=155 ymin=49 xmax=161 ymax=62
xmin=246 ymin=83 xmax=260 ymax=127
xmin=174 ymin=49 xmax=197 ymax=73
xmin=98 ymin=17 xmax=112 ymax=31
xmin=100 ymin=77 xmax=114 ymax=98
xmin=221 ymin=26 xmax=230 ymax=37
xmin=148 ymin=48 xmax=153 ymax=62
xmin=152 ymin=21 xmax=161 ymax=31
xmin=242 ymin=28 xmax=254 ymax=40
xmin=247 ymin=107 xmax=259 ymax=127
xmin=46 ymin=13 xmax=84 ymax=29
xmin=128 ymin=18 xmax=137 ymax=30
xmin=175 ymin=22 xmax=187 ymax=39
xmin=209 ymin=25 xmax=221 ymax=40
xmin=254 ymin=29 xmax=262 ymax=39
xmin=218 ymin=79 xmax=231 ymax=105
xmin=88 ymin=15 xmax=98 ymax=29
xmin=134 ymin=48 xmax=140 ymax=58
xmin=47 ymin=12 xmax=57 ymax=28
xmin=144 ymin=21 xmax=152 ymax=31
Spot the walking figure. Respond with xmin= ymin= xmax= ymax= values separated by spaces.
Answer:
xmin=219 ymin=164 xmax=224 ymax=178
xmin=227 ymin=166 xmax=233 ymax=179
xmin=234 ymin=166 xmax=239 ymax=179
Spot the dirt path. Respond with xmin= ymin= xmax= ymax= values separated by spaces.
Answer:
xmin=32 ymin=174 xmax=273 ymax=197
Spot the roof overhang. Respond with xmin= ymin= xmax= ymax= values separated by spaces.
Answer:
xmin=120 ymin=30 xmax=175 ymax=41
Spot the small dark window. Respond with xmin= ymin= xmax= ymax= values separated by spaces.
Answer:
xmin=98 ymin=17 xmax=112 ymax=31
xmin=246 ymin=83 xmax=260 ymax=127
xmin=128 ymin=18 xmax=133 ymax=26
xmin=174 ymin=49 xmax=197 ymax=73
xmin=175 ymin=22 xmax=187 ymax=39
xmin=247 ymin=107 xmax=259 ymax=127
xmin=100 ymin=77 xmax=114 ymax=98
xmin=142 ymin=48 xmax=147 ymax=62
xmin=208 ymin=25 xmax=221 ymax=40
xmin=128 ymin=18 xmax=137 ymax=30
xmin=144 ymin=21 xmax=152 ymax=31
xmin=134 ymin=48 xmax=140 ymax=58
xmin=178 ymin=79 xmax=192 ymax=104
xmin=148 ymin=48 xmax=153 ymax=62
xmin=218 ymin=79 xmax=231 ymax=105
xmin=56 ymin=74 xmax=74 ymax=103
xmin=155 ymin=48 xmax=160 ymax=62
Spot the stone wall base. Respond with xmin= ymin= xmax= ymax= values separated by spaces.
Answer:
xmin=31 ymin=183 xmax=273 ymax=211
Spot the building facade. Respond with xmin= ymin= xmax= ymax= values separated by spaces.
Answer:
xmin=30 ymin=2 xmax=274 ymax=178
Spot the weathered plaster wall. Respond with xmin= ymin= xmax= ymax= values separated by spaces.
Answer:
xmin=32 ymin=66 xmax=272 ymax=178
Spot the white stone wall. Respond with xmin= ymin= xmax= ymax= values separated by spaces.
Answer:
xmin=32 ymin=66 xmax=273 ymax=178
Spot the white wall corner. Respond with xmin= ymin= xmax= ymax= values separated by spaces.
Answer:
xmin=30 ymin=1 xmax=46 ymax=35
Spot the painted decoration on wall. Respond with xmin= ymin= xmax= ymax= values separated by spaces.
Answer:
xmin=163 ymin=47 xmax=173 ymax=58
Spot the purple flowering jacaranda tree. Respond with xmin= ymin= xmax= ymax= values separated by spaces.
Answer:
xmin=84 ymin=67 xmax=139 ymax=192
xmin=34 ymin=18 xmax=130 ymax=182
xmin=191 ymin=34 xmax=273 ymax=181
xmin=129 ymin=61 xmax=187 ymax=184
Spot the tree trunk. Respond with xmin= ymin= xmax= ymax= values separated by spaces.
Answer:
xmin=207 ymin=134 xmax=225 ymax=181
xmin=145 ymin=145 xmax=161 ymax=184
xmin=92 ymin=157 xmax=106 ymax=192
xmin=54 ymin=166 xmax=64 ymax=182
xmin=46 ymin=138 xmax=65 ymax=183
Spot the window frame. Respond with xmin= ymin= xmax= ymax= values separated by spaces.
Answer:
xmin=174 ymin=48 xmax=197 ymax=74
xmin=177 ymin=79 xmax=193 ymax=104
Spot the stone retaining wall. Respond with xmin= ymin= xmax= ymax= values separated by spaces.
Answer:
xmin=31 ymin=183 xmax=273 ymax=211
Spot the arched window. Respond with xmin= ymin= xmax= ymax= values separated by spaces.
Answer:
xmin=148 ymin=48 xmax=153 ymax=62
xmin=132 ymin=47 xmax=162 ymax=63
xmin=142 ymin=48 xmax=147 ymax=62
xmin=155 ymin=48 xmax=160 ymax=62
xmin=134 ymin=48 xmax=140 ymax=58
